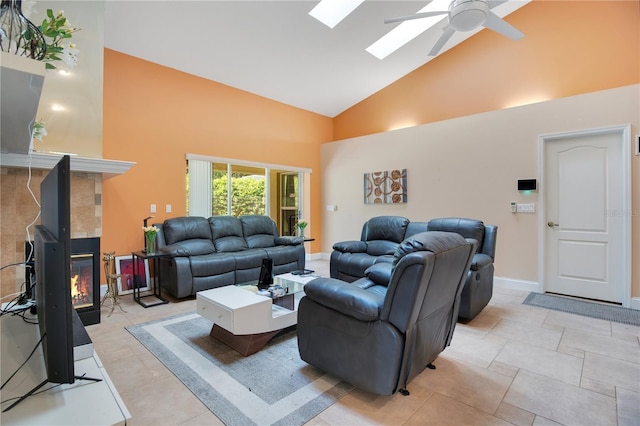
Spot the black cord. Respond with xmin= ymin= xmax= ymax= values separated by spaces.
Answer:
xmin=0 ymin=382 xmax=64 ymax=406
xmin=12 ymin=308 xmax=38 ymax=324
xmin=0 ymin=332 xmax=45 ymax=391
xmin=0 ymin=262 xmax=26 ymax=271
xmin=0 ymin=373 xmax=98 ymax=410
xmin=0 ymin=292 xmax=36 ymax=319
xmin=0 ymin=297 xmax=20 ymax=316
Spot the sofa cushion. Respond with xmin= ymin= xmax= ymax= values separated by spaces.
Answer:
xmin=190 ymin=253 xmax=236 ymax=277
xmin=426 ymin=218 xmax=485 ymax=249
xmin=392 ymin=231 xmax=468 ymax=267
xmin=263 ymin=246 xmax=300 ymax=265
xmin=364 ymin=216 xmax=409 ymax=243
xmin=209 ymin=216 xmax=248 ymax=252
xmin=232 ymin=249 xmax=267 ymax=270
xmin=163 ymin=216 xmax=212 ymax=245
xmin=241 ymin=215 xmax=276 ymax=248
xmin=161 ymin=240 xmax=215 ymax=257
xmin=367 ymin=240 xmax=400 ymax=256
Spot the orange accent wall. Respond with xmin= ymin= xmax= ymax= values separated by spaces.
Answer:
xmin=102 ymin=50 xmax=332 ymax=265
xmin=333 ymin=1 xmax=640 ymax=140
xmin=102 ymin=1 xmax=638 ymax=282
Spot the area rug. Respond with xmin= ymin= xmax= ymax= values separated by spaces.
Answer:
xmin=126 ymin=313 xmax=353 ymax=426
xmin=523 ymin=293 xmax=640 ymax=326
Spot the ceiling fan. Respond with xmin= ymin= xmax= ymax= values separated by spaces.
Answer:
xmin=385 ymin=0 xmax=524 ymax=56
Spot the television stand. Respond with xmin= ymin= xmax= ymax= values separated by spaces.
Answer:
xmin=0 ymin=313 xmax=129 ymax=424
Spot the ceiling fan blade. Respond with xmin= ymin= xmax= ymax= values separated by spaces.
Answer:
xmin=483 ymin=11 xmax=524 ymax=40
xmin=384 ymin=11 xmax=447 ymax=24
xmin=487 ymin=0 xmax=509 ymax=9
xmin=429 ymin=26 xmax=456 ymax=56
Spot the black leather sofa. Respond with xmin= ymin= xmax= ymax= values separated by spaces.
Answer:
xmin=298 ymin=231 xmax=476 ymax=395
xmin=330 ymin=216 xmax=428 ymax=282
xmin=156 ymin=215 xmax=305 ymax=298
xmin=330 ymin=216 xmax=497 ymax=320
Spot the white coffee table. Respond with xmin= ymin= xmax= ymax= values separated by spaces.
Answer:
xmin=195 ymin=273 xmax=317 ymax=356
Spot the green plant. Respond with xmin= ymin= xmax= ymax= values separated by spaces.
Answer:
xmin=32 ymin=119 xmax=47 ymax=141
xmin=142 ymin=225 xmax=159 ymax=236
xmin=37 ymin=8 xmax=79 ymax=69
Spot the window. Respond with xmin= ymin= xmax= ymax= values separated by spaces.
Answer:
xmin=186 ymin=154 xmax=310 ymax=236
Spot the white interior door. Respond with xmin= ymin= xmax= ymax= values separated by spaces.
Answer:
xmin=541 ymin=125 xmax=631 ymax=304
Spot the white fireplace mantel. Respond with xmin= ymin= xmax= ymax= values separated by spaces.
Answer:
xmin=0 ymin=152 xmax=135 ymax=177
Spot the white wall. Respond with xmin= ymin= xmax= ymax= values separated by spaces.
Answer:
xmin=321 ymin=85 xmax=639 ymax=298
xmin=31 ymin=0 xmax=104 ymax=158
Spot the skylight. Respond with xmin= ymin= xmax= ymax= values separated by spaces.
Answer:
xmin=309 ymin=0 xmax=366 ymax=29
xmin=366 ymin=0 xmax=451 ymax=60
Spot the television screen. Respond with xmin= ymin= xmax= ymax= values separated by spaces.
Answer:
xmin=34 ymin=155 xmax=74 ymax=385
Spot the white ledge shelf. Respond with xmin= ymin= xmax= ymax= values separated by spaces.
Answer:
xmin=0 ymin=152 xmax=135 ymax=177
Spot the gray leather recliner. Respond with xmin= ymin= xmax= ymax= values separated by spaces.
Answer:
xmin=426 ymin=218 xmax=498 ymax=321
xmin=329 ymin=216 xmax=428 ymax=282
xmin=297 ymin=231 xmax=476 ymax=396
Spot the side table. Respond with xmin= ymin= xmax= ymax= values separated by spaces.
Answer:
xmin=293 ymin=238 xmax=315 ymax=275
xmin=132 ymin=250 xmax=169 ymax=308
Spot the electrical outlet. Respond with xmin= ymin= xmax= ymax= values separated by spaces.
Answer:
xmin=150 ymin=204 xmax=156 ymax=213
xmin=516 ymin=203 xmax=535 ymax=213
xmin=165 ymin=204 xmax=172 ymax=213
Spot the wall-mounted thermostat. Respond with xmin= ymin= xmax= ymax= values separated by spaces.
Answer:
xmin=517 ymin=179 xmax=537 ymax=191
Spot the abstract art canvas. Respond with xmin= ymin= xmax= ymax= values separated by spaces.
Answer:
xmin=364 ymin=169 xmax=407 ymax=204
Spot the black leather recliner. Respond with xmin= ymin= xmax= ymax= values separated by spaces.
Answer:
xmin=329 ymin=216 xmax=428 ymax=282
xmin=297 ymin=231 xmax=476 ymax=396
xmin=330 ymin=216 xmax=497 ymax=321
xmin=426 ymin=218 xmax=498 ymax=321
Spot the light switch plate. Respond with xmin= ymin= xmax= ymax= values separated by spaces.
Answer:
xmin=516 ymin=203 xmax=535 ymax=213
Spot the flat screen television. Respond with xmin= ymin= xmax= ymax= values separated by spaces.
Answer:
xmin=4 ymin=155 xmax=76 ymax=413
xmin=32 ymin=155 xmax=74 ymax=383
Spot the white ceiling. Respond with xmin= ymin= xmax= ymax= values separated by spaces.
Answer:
xmin=104 ymin=1 xmax=529 ymax=117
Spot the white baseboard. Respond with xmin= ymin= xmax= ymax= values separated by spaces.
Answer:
xmin=308 ymin=252 xmax=330 ymax=261
xmin=494 ymin=276 xmax=540 ymax=293
xmin=630 ymin=297 xmax=640 ymax=310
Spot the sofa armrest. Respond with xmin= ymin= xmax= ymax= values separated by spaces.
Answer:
xmin=160 ymin=243 xmax=191 ymax=257
xmin=275 ymin=236 xmax=304 ymax=246
xmin=470 ymin=253 xmax=493 ymax=271
xmin=332 ymin=240 xmax=367 ymax=253
xmin=304 ymin=278 xmax=384 ymax=322
xmin=365 ymin=263 xmax=393 ymax=286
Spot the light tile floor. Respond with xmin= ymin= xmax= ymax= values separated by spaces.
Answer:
xmin=87 ymin=260 xmax=640 ymax=426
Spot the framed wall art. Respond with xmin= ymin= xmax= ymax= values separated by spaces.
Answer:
xmin=115 ymin=255 xmax=150 ymax=295
xmin=364 ymin=169 xmax=407 ymax=204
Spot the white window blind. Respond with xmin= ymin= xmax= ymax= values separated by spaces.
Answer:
xmin=188 ymin=159 xmax=212 ymax=218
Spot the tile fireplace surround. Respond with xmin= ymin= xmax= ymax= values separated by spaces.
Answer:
xmin=0 ymin=166 xmax=102 ymax=298
xmin=0 ymin=153 xmax=134 ymax=299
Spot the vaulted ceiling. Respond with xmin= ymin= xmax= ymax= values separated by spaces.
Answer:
xmin=104 ymin=0 xmax=529 ymax=117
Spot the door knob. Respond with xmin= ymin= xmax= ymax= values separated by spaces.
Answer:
xmin=547 ymin=221 xmax=560 ymax=228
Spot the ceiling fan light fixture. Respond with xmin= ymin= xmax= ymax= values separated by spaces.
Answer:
xmin=448 ymin=0 xmax=489 ymax=32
